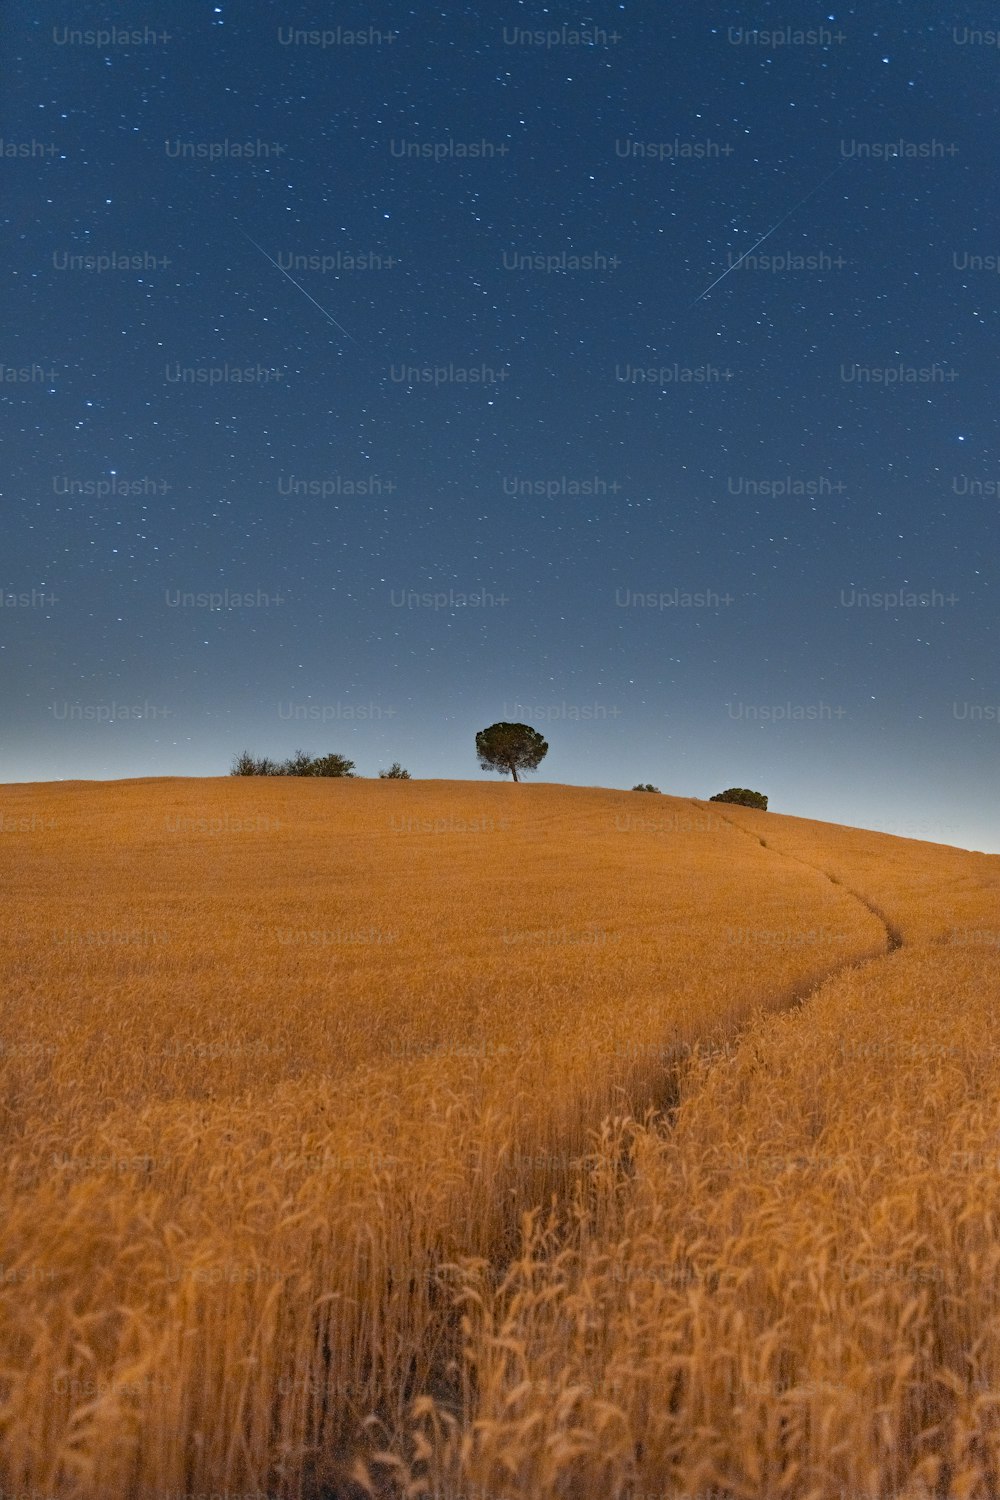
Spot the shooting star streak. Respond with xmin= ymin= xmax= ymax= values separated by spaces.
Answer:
xmin=238 ymin=226 xmax=360 ymax=344
xmin=691 ymin=158 xmax=849 ymax=305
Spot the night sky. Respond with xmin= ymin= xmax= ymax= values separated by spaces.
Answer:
xmin=3 ymin=1 xmax=998 ymax=850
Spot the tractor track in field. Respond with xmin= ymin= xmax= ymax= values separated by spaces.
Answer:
xmin=320 ymin=795 xmax=1000 ymax=1498
xmin=326 ymin=803 xmax=921 ymax=1498
xmin=689 ymin=799 xmax=904 ymax=954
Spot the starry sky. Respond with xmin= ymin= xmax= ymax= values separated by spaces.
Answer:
xmin=3 ymin=1 xmax=998 ymax=850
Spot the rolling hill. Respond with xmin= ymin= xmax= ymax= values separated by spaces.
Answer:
xmin=1 ymin=776 xmax=997 ymax=1498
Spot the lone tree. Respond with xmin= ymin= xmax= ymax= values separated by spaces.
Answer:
xmin=475 ymin=722 xmax=548 ymax=783
xmin=710 ymin=787 xmax=768 ymax=810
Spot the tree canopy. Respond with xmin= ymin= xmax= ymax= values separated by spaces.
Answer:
xmin=475 ymin=722 xmax=548 ymax=782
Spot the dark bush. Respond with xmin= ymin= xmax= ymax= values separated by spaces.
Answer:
xmin=229 ymin=749 xmax=356 ymax=777
xmin=231 ymin=750 xmax=281 ymax=776
xmin=709 ymin=787 xmax=768 ymax=810
xmin=302 ymin=752 xmax=356 ymax=778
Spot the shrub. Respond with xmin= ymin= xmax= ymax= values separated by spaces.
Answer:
xmin=230 ymin=750 xmax=281 ymax=776
xmin=307 ymin=753 xmax=357 ymax=778
xmin=378 ymin=763 xmax=411 ymax=779
xmin=229 ymin=750 xmax=356 ymax=777
xmin=631 ymin=784 xmax=661 ymax=793
xmin=281 ymin=749 xmax=317 ymax=777
xmin=709 ymin=787 xmax=768 ymax=810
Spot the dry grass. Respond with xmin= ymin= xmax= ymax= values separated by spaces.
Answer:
xmin=0 ymin=776 xmax=995 ymax=1498
xmin=424 ymin=803 xmax=1000 ymax=1500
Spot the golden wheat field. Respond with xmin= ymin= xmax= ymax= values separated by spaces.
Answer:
xmin=1 ymin=776 xmax=998 ymax=1500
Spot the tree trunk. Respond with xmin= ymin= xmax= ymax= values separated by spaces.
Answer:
xmin=510 ymin=765 xmax=519 ymax=782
